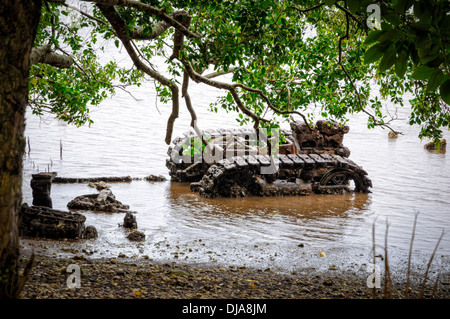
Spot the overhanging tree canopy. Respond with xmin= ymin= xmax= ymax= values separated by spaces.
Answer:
xmin=30 ymin=0 xmax=450 ymax=143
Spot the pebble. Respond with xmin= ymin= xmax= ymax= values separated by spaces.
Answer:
xmin=17 ymin=251 xmax=449 ymax=300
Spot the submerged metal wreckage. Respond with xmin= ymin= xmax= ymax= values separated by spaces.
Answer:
xmin=166 ymin=121 xmax=372 ymax=198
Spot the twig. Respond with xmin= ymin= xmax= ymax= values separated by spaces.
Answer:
xmin=182 ymin=60 xmax=269 ymax=127
xmin=234 ymin=82 xmax=311 ymax=130
xmin=62 ymin=2 xmax=107 ymax=25
xmin=60 ymin=139 xmax=63 ymax=159
xmin=418 ymin=229 xmax=445 ymax=299
xmin=335 ymin=3 xmax=363 ymax=26
xmin=152 ymin=79 xmax=161 ymax=115
xmin=431 ymin=273 xmax=440 ymax=298
xmin=337 ymin=8 xmax=402 ymax=135
xmin=14 ymin=252 xmax=35 ymax=298
xmin=372 ymin=218 xmax=377 ymax=299
xmin=405 ymin=212 xmax=419 ymax=298
xmin=97 ymin=4 xmax=180 ymax=144
xmin=383 ymin=218 xmax=392 ymax=298
xmin=85 ymin=0 xmax=201 ymax=39
xmin=193 ymin=0 xmax=204 ymax=33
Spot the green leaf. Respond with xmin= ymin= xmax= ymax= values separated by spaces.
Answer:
xmin=226 ymin=92 xmax=233 ymax=103
xmin=414 ymin=0 xmax=432 ymax=25
xmin=114 ymin=39 xmax=120 ymax=48
xmin=347 ymin=0 xmax=360 ymax=13
xmin=364 ymin=44 xmax=384 ymax=64
xmin=384 ymin=13 xmax=401 ymax=27
xmin=439 ymin=79 xmax=450 ymax=105
xmin=378 ymin=47 xmax=397 ymax=72
xmin=394 ymin=51 xmax=408 ymax=78
xmin=323 ymin=0 xmax=336 ymax=6
xmin=395 ymin=0 xmax=414 ymax=12
xmin=426 ymin=69 xmax=444 ymax=92
xmin=378 ymin=29 xmax=402 ymax=43
xmin=417 ymin=39 xmax=433 ymax=58
xmin=363 ymin=30 xmax=383 ymax=46
xmin=411 ymin=65 xmax=435 ymax=80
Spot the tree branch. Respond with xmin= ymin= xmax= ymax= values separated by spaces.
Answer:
xmin=30 ymin=45 xmax=74 ymax=68
xmin=130 ymin=21 xmax=169 ymax=40
xmin=230 ymin=81 xmax=311 ymax=129
xmin=182 ymin=69 xmax=197 ymax=128
xmin=204 ymin=67 xmax=237 ymax=79
xmin=83 ymin=0 xmax=201 ymax=39
xmin=335 ymin=3 xmax=362 ymax=25
xmin=129 ymin=11 xmax=188 ymax=40
xmin=97 ymin=3 xmax=180 ymax=144
xmin=169 ymin=11 xmax=192 ymax=60
xmin=61 ymin=2 xmax=107 ymax=25
xmin=337 ymin=9 xmax=402 ymax=135
xmin=183 ymin=61 xmax=269 ymax=129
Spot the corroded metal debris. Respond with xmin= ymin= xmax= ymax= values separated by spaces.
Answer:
xmin=166 ymin=121 xmax=372 ymax=198
xmin=19 ymin=204 xmax=96 ymax=239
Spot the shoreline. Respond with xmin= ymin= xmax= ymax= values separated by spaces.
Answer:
xmin=18 ymin=239 xmax=450 ymax=299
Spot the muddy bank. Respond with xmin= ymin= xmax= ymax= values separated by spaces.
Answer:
xmin=18 ymin=240 xmax=450 ymax=299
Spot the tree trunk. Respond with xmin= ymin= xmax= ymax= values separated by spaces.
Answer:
xmin=0 ymin=0 xmax=41 ymax=298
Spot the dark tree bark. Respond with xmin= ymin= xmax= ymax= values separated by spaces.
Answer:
xmin=0 ymin=0 xmax=42 ymax=298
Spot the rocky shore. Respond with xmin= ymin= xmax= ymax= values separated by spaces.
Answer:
xmin=18 ymin=241 xmax=449 ymax=300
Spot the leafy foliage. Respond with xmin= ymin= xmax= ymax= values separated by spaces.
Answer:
xmin=29 ymin=3 xmax=144 ymax=126
xmin=30 ymin=0 xmax=449 ymax=142
xmin=358 ymin=0 xmax=450 ymax=140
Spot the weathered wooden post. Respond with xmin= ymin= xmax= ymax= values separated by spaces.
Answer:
xmin=30 ymin=172 xmax=56 ymax=208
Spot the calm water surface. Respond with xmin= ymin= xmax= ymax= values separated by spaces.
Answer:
xmin=22 ymin=77 xmax=450 ymax=275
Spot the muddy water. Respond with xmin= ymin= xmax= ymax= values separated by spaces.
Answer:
xmin=22 ymin=77 xmax=450 ymax=276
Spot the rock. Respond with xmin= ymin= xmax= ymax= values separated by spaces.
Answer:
xmin=300 ymin=287 xmax=311 ymax=293
xmin=127 ymin=230 xmax=145 ymax=242
xmin=30 ymin=172 xmax=57 ymax=208
xmin=123 ymin=211 xmax=137 ymax=229
xmin=144 ymin=174 xmax=166 ymax=182
xmin=388 ymin=131 xmax=398 ymax=139
xmin=290 ymin=120 xmax=349 ymax=154
xmin=19 ymin=204 xmax=86 ymax=239
xmin=67 ymin=190 xmax=129 ymax=213
xmin=323 ymin=279 xmax=334 ymax=286
xmin=97 ymin=189 xmax=113 ymax=201
xmin=424 ymin=139 xmax=446 ymax=152
xmin=88 ymin=181 xmax=111 ymax=190
xmin=82 ymin=225 xmax=98 ymax=239
xmin=116 ymin=269 xmax=125 ymax=276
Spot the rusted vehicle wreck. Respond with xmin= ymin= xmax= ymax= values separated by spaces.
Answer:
xmin=166 ymin=120 xmax=372 ymax=198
